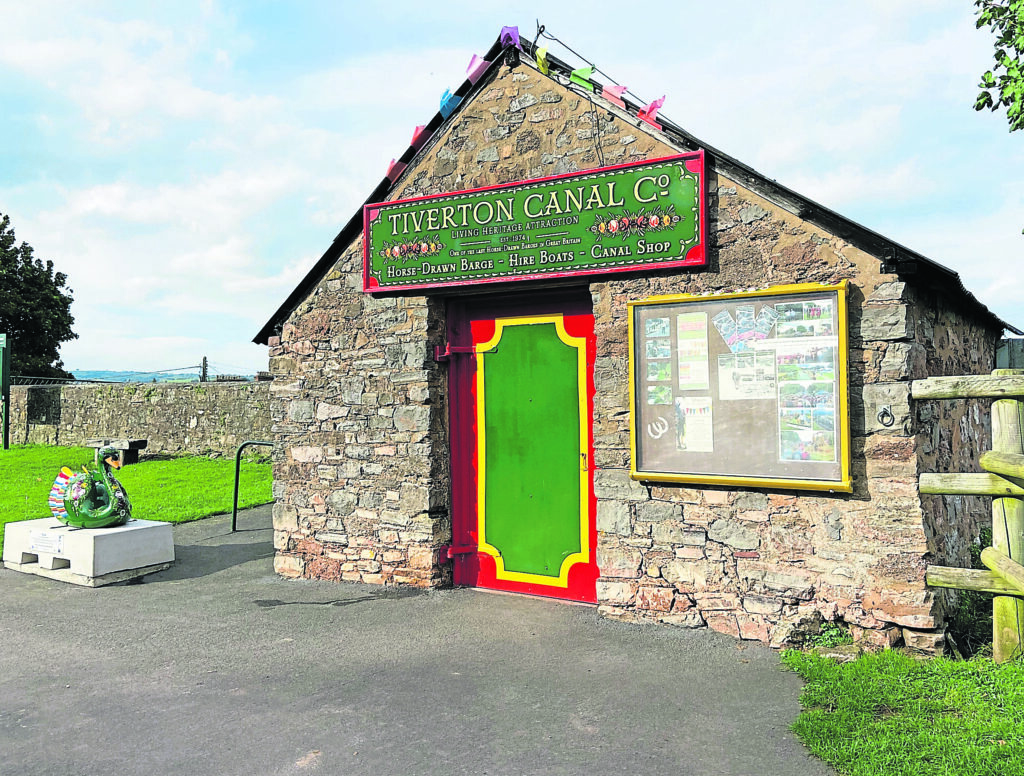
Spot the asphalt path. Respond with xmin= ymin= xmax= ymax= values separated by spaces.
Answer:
xmin=0 ymin=506 xmax=833 ymax=775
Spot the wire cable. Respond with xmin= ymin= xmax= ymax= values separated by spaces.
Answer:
xmin=532 ymin=20 xmax=606 ymax=167
xmin=536 ymin=22 xmax=649 ymax=106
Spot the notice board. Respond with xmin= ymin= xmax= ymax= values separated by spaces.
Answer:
xmin=628 ymin=282 xmax=851 ymax=492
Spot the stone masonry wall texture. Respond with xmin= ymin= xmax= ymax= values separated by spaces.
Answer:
xmin=9 ymin=382 xmax=271 ymax=457
xmin=268 ymin=56 xmax=1000 ymax=652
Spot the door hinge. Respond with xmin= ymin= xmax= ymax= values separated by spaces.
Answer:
xmin=439 ymin=544 xmax=477 ymax=562
xmin=434 ymin=344 xmax=476 ymax=362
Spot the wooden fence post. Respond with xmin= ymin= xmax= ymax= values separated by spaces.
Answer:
xmin=991 ymin=368 xmax=1024 ymax=662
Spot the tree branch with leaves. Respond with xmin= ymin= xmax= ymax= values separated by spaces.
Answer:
xmin=0 ymin=212 xmax=78 ymax=378
xmin=975 ymin=0 xmax=1024 ymax=132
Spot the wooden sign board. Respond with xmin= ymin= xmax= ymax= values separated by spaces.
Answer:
xmin=628 ymin=283 xmax=851 ymax=492
xmin=363 ymin=153 xmax=706 ymax=292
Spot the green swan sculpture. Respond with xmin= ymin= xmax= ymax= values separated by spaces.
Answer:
xmin=49 ymin=446 xmax=133 ymax=529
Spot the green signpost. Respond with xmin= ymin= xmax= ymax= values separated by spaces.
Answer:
xmin=0 ymin=333 xmax=9 ymax=450
xmin=363 ymin=152 xmax=706 ymax=292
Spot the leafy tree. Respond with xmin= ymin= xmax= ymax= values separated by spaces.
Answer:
xmin=0 ymin=212 xmax=77 ymax=378
xmin=974 ymin=0 xmax=1024 ymax=132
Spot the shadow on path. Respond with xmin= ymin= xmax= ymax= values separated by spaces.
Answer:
xmin=253 ymin=585 xmax=425 ymax=609
xmin=139 ymin=506 xmax=275 ymax=582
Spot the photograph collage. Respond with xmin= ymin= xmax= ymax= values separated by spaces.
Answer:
xmin=638 ymin=294 xmax=839 ymax=465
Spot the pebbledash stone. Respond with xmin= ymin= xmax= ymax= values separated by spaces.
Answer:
xmin=738 ymin=204 xmax=768 ymax=224
xmin=708 ymin=519 xmax=760 ymax=551
xmin=594 ymin=469 xmax=649 ymax=501
xmin=660 ymin=560 xmax=711 ymax=590
xmin=636 ymin=586 xmax=674 ymax=612
xmin=902 ymin=628 xmax=945 ymax=652
xmin=598 ymin=546 xmax=644 ymax=578
xmin=253 ymin=39 xmax=1007 ymax=657
xmin=742 ymin=595 xmax=784 ymax=616
xmin=650 ymin=521 xmax=694 ymax=545
xmin=636 ymin=501 xmax=682 ymax=523
xmin=316 ymin=402 xmax=347 ymax=420
xmin=597 ymin=580 xmax=637 ymax=605
xmin=327 ymin=490 xmax=357 ymax=516
xmin=858 ymin=305 xmax=913 ymax=342
xmin=596 ymin=500 xmax=631 ymax=536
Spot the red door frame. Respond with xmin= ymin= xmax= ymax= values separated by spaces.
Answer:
xmin=446 ymin=288 xmax=598 ymax=603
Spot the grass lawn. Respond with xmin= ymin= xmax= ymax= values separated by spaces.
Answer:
xmin=783 ymin=649 xmax=1024 ymax=776
xmin=0 ymin=445 xmax=272 ymax=554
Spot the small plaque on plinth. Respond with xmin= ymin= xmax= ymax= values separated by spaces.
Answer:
xmin=29 ymin=531 xmax=64 ymax=555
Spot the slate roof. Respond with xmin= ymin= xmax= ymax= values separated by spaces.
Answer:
xmin=254 ymin=32 xmax=1018 ymax=344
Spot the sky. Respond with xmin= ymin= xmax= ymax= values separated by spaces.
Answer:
xmin=1 ymin=1 xmax=1022 ymax=375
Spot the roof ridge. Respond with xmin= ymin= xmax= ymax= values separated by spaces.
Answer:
xmin=253 ymin=28 xmax=1017 ymax=344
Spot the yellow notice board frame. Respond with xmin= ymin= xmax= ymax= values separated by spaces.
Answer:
xmin=628 ymin=282 xmax=851 ymax=492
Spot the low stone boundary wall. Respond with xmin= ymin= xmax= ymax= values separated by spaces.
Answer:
xmin=9 ymin=382 xmax=271 ymax=457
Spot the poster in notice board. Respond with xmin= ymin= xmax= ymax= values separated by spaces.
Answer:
xmin=628 ymin=282 xmax=851 ymax=492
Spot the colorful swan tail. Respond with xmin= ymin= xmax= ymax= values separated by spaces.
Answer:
xmin=49 ymin=467 xmax=74 ymax=520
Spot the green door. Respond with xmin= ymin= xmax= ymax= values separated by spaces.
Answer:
xmin=452 ymin=310 xmax=597 ymax=603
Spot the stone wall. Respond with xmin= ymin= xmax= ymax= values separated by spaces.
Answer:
xmin=8 ymin=382 xmax=271 ymax=457
xmin=912 ymin=283 xmax=999 ymax=643
xmin=267 ymin=262 xmax=450 ymax=585
xmin=589 ymin=221 xmax=999 ymax=649
xmin=267 ymin=55 xmax=1000 ymax=651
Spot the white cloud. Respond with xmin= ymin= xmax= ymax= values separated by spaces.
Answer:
xmin=0 ymin=4 xmax=273 ymax=144
xmin=780 ymin=160 xmax=925 ymax=211
xmin=293 ymin=48 xmax=470 ymax=111
xmin=886 ymin=200 xmax=1024 ymax=330
xmin=61 ymin=167 xmax=306 ymax=231
xmin=756 ymin=105 xmax=905 ymax=166
xmin=2 ymin=0 xmax=1021 ymax=374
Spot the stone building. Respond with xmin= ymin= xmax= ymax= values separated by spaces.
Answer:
xmin=254 ymin=33 xmax=1018 ymax=652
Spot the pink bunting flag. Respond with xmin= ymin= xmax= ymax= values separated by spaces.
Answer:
xmin=638 ymin=95 xmax=665 ymax=129
xmin=410 ymin=125 xmax=430 ymax=151
xmin=602 ymin=84 xmax=628 ymax=109
xmin=386 ymin=159 xmax=407 ymax=182
xmin=467 ymin=54 xmax=490 ymax=84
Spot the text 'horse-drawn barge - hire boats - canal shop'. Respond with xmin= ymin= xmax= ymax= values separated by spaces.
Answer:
xmin=253 ymin=29 xmax=1020 ymax=653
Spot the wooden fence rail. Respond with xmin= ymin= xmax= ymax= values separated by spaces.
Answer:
xmin=912 ymin=368 xmax=1024 ymax=663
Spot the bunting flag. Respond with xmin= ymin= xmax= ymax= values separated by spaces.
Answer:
xmin=638 ymin=95 xmax=666 ymax=129
xmin=440 ymin=89 xmax=462 ymax=119
xmin=602 ymin=84 xmax=628 ymax=109
xmin=535 ymin=46 xmax=549 ymax=75
xmin=467 ymin=54 xmax=490 ymax=84
xmin=499 ymin=26 xmax=521 ymax=49
xmin=410 ymin=125 xmax=430 ymax=151
xmin=386 ymin=159 xmax=407 ymax=182
xmin=570 ymin=66 xmax=595 ymax=92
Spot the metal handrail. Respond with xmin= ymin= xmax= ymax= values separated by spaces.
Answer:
xmin=232 ymin=440 xmax=273 ymax=532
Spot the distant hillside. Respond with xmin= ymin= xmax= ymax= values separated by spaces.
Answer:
xmin=72 ymin=370 xmax=202 ymax=383
xmin=69 ymin=369 xmax=260 ymax=384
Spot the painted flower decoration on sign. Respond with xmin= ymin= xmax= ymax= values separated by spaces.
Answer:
xmin=380 ymin=234 xmax=445 ymax=262
xmin=590 ymin=206 xmax=681 ymax=240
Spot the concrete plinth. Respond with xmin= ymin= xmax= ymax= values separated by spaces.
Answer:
xmin=2 ymin=517 xmax=174 ymax=587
